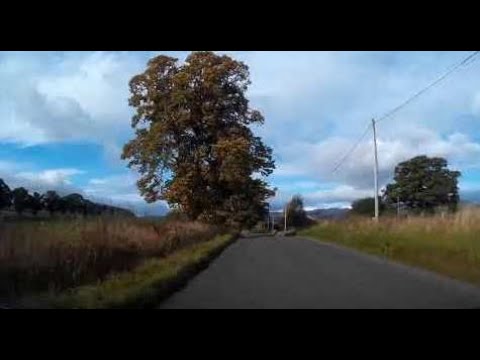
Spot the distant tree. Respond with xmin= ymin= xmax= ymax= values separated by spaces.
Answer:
xmin=28 ymin=192 xmax=44 ymax=215
xmin=12 ymin=187 xmax=30 ymax=215
xmin=2 ymin=183 xmax=132 ymax=219
xmin=83 ymin=200 xmax=97 ymax=216
xmin=62 ymin=194 xmax=85 ymax=215
xmin=0 ymin=178 xmax=12 ymax=210
xmin=43 ymin=191 xmax=61 ymax=216
xmin=351 ymin=197 xmax=385 ymax=217
xmin=285 ymin=195 xmax=310 ymax=228
xmin=121 ymin=51 xmax=275 ymax=227
xmin=383 ymin=155 xmax=461 ymax=213
xmin=58 ymin=198 xmax=68 ymax=215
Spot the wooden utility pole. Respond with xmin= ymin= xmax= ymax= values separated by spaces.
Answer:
xmin=266 ymin=206 xmax=270 ymax=231
xmin=372 ymin=119 xmax=379 ymax=221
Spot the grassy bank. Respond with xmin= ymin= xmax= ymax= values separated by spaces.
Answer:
xmin=299 ymin=207 xmax=480 ymax=285
xmin=41 ymin=234 xmax=235 ymax=309
xmin=0 ymin=217 xmax=222 ymax=302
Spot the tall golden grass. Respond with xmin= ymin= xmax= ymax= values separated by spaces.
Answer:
xmin=300 ymin=207 xmax=480 ymax=285
xmin=0 ymin=216 xmax=220 ymax=301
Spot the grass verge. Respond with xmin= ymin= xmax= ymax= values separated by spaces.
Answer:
xmin=34 ymin=233 xmax=236 ymax=309
xmin=299 ymin=208 xmax=480 ymax=286
xmin=0 ymin=217 xmax=220 ymax=301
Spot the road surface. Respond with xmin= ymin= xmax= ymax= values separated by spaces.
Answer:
xmin=160 ymin=236 xmax=480 ymax=309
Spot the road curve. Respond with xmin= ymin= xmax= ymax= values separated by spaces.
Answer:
xmin=159 ymin=236 xmax=480 ymax=309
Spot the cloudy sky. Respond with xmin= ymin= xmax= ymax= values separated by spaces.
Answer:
xmin=1 ymin=51 xmax=480 ymax=214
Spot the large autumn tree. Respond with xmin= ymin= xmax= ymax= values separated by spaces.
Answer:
xmin=122 ymin=52 xmax=275 ymax=227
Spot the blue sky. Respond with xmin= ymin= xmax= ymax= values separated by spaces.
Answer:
xmin=1 ymin=51 xmax=480 ymax=214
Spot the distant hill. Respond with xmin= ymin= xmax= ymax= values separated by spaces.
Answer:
xmin=459 ymin=200 xmax=480 ymax=208
xmin=269 ymin=208 xmax=349 ymax=222
xmin=306 ymin=208 xmax=349 ymax=220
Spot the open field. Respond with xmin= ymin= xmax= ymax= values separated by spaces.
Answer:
xmin=299 ymin=207 xmax=480 ymax=285
xmin=0 ymin=216 xmax=223 ymax=304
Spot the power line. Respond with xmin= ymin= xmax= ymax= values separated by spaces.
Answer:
xmin=332 ymin=124 xmax=371 ymax=173
xmin=332 ymin=51 xmax=480 ymax=173
xmin=376 ymin=51 xmax=480 ymax=124
xmin=463 ymin=52 xmax=480 ymax=67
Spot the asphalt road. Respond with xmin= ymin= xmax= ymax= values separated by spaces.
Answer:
xmin=159 ymin=236 xmax=480 ymax=309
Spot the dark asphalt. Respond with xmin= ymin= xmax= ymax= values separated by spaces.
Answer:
xmin=159 ymin=236 xmax=480 ymax=309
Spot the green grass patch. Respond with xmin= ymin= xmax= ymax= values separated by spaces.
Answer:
xmin=299 ymin=210 xmax=480 ymax=286
xmin=36 ymin=234 xmax=235 ymax=309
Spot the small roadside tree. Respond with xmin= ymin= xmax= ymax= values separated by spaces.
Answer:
xmin=285 ymin=195 xmax=309 ymax=228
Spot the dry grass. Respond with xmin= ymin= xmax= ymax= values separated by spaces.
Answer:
xmin=0 ymin=216 xmax=221 ymax=302
xmin=48 ymin=234 xmax=235 ymax=309
xmin=300 ymin=207 xmax=480 ymax=285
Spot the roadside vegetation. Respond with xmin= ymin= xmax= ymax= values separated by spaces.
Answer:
xmin=0 ymin=217 xmax=226 ymax=305
xmin=301 ymin=155 xmax=480 ymax=285
xmin=48 ymin=234 xmax=235 ymax=309
xmin=300 ymin=207 xmax=480 ymax=285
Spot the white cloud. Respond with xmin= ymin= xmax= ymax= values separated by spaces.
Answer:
xmin=275 ymin=127 xmax=480 ymax=192
xmin=0 ymin=165 xmax=84 ymax=195
xmin=273 ymin=163 xmax=309 ymax=177
xmin=235 ymin=52 xmax=480 ymax=143
xmin=0 ymin=51 xmax=146 ymax=146
xmin=303 ymin=185 xmax=373 ymax=208
xmin=36 ymin=52 xmax=137 ymax=127
xmin=88 ymin=179 xmax=108 ymax=186
xmin=270 ymin=183 xmax=372 ymax=210
xmin=3 ymin=51 xmax=480 ymax=208
xmin=17 ymin=168 xmax=84 ymax=187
